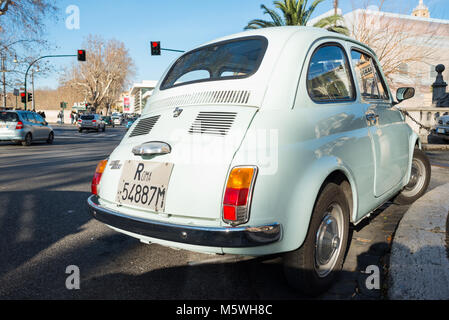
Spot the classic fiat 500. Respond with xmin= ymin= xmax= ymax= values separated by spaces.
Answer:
xmin=88 ymin=27 xmax=431 ymax=295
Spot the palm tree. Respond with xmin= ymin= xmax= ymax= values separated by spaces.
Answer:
xmin=245 ymin=0 xmax=349 ymax=36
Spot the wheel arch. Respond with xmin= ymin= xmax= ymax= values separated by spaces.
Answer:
xmin=283 ymin=157 xmax=358 ymax=252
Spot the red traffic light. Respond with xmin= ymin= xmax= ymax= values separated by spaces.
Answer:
xmin=77 ymin=50 xmax=86 ymax=62
xmin=20 ymin=92 xmax=26 ymax=97
xmin=151 ymin=41 xmax=161 ymax=55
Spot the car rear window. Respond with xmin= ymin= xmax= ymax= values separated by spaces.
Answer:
xmin=160 ymin=36 xmax=268 ymax=90
xmin=0 ymin=112 xmax=19 ymax=122
xmin=81 ymin=115 xmax=95 ymax=120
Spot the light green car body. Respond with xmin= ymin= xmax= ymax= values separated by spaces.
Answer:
xmin=92 ymin=27 xmax=419 ymax=256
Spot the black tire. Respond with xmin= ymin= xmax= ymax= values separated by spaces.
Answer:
xmin=393 ymin=148 xmax=431 ymax=205
xmin=47 ymin=132 xmax=54 ymax=144
xmin=78 ymin=128 xmax=82 ymax=133
xmin=283 ymin=182 xmax=350 ymax=296
xmin=22 ymin=133 xmax=32 ymax=146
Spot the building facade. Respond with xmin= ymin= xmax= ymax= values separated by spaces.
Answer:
xmin=124 ymin=80 xmax=158 ymax=114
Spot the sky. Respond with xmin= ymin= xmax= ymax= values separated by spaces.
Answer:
xmin=30 ymin=0 xmax=449 ymax=90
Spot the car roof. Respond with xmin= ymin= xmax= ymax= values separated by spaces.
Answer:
xmin=196 ymin=26 xmax=377 ymax=59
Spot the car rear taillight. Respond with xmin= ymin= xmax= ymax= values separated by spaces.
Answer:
xmin=91 ymin=159 xmax=108 ymax=195
xmin=15 ymin=121 xmax=23 ymax=130
xmin=92 ymin=120 xmax=96 ymax=123
xmin=223 ymin=167 xmax=258 ymax=226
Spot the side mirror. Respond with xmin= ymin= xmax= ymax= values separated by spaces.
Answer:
xmin=396 ymin=87 xmax=415 ymax=103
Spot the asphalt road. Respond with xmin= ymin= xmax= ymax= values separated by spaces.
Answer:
xmin=0 ymin=125 xmax=448 ymax=300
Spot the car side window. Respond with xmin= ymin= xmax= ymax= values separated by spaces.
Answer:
xmin=34 ymin=113 xmax=45 ymax=124
xmin=307 ymin=44 xmax=355 ymax=102
xmin=23 ymin=112 xmax=35 ymax=123
xmin=351 ymin=50 xmax=389 ymax=101
xmin=29 ymin=113 xmax=40 ymax=124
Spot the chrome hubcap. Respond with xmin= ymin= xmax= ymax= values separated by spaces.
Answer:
xmin=315 ymin=203 xmax=344 ymax=278
xmin=403 ymin=159 xmax=426 ymax=197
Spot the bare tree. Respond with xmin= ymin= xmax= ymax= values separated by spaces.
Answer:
xmin=0 ymin=0 xmax=58 ymax=35
xmin=61 ymin=35 xmax=135 ymax=113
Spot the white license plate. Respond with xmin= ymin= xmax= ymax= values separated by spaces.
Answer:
xmin=116 ymin=160 xmax=174 ymax=212
xmin=438 ymin=128 xmax=446 ymax=134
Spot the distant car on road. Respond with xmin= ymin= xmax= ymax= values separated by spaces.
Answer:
xmin=111 ymin=113 xmax=123 ymax=126
xmin=432 ymin=115 xmax=449 ymax=140
xmin=101 ymin=116 xmax=115 ymax=128
xmin=125 ymin=118 xmax=137 ymax=131
xmin=77 ymin=114 xmax=106 ymax=133
xmin=0 ymin=110 xmax=54 ymax=146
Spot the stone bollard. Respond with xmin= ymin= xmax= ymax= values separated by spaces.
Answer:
xmin=433 ymin=64 xmax=449 ymax=107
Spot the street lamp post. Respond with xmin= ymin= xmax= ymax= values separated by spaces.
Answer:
xmin=1 ymin=39 xmax=43 ymax=109
xmin=24 ymin=54 xmax=76 ymax=110
xmin=1 ymin=53 xmax=6 ymax=108
xmin=31 ymin=67 xmax=39 ymax=111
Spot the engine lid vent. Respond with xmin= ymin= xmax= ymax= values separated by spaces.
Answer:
xmin=129 ymin=115 xmax=160 ymax=138
xmin=150 ymin=90 xmax=251 ymax=109
xmin=189 ymin=112 xmax=237 ymax=136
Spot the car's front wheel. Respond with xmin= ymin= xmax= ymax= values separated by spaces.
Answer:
xmin=283 ymin=182 xmax=350 ymax=296
xmin=393 ymin=148 xmax=431 ymax=205
xmin=47 ymin=132 xmax=54 ymax=144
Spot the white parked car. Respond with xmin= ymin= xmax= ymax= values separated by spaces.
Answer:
xmin=87 ymin=27 xmax=430 ymax=296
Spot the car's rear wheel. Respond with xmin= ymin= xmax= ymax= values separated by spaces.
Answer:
xmin=22 ymin=133 xmax=32 ymax=146
xmin=283 ymin=182 xmax=350 ymax=296
xmin=47 ymin=132 xmax=54 ymax=144
xmin=393 ymin=148 xmax=431 ymax=205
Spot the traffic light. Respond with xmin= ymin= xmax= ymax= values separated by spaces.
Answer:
xmin=28 ymin=93 xmax=33 ymax=102
xmin=151 ymin=41 xmax=161 ymax=56
xmin=21 ymin=92 xmax=26 ymax=104
xmin=77 ymin=50 xmax=86 ymax=62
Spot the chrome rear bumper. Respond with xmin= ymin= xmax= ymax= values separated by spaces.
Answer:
xmin=87 ymin=195 xmax=281 ymax=248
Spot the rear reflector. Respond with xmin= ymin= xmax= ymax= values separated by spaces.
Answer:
xmin=223 ymin=167 xmax=257 ymax=226
xmin=91 ymin=159 xmax=108 ymax=195
xmin=223 ymin=206 xmax=236 ymax=221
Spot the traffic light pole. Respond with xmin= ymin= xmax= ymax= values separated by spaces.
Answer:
xmin=24 ymin=54 xmax=76 ymax=110
xmin=161 ymin=48 xmax=185 ymax=53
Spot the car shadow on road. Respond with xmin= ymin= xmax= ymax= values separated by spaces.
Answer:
xmin=0 ymin=190 xmax=94 ymax=277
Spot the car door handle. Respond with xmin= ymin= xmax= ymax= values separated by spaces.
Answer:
xmin=132 ymin=142 xmax=171 ymax=156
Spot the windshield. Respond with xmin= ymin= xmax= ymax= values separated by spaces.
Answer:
xmin=81 ymin=115 xmax=95 ymax=120
xmin=160 ymin=36 xmax=268 ymax=90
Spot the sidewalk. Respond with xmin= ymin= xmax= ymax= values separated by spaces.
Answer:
xmin=423 ymin=144 xmax=449 ymax=151
xmin=389 ymin=182 xmax=449 ymax=300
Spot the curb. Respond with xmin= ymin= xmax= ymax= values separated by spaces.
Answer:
xmin=423 ymin=144 xmax=449 ymax=151
xmin=389 ymin=183 xmax=449 ymax=300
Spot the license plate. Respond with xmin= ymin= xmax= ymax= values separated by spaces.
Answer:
xmin=116 ymin=160 xmax=174 ymax=212
xmin=438 ymin=128 xmax=446 ymax=134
